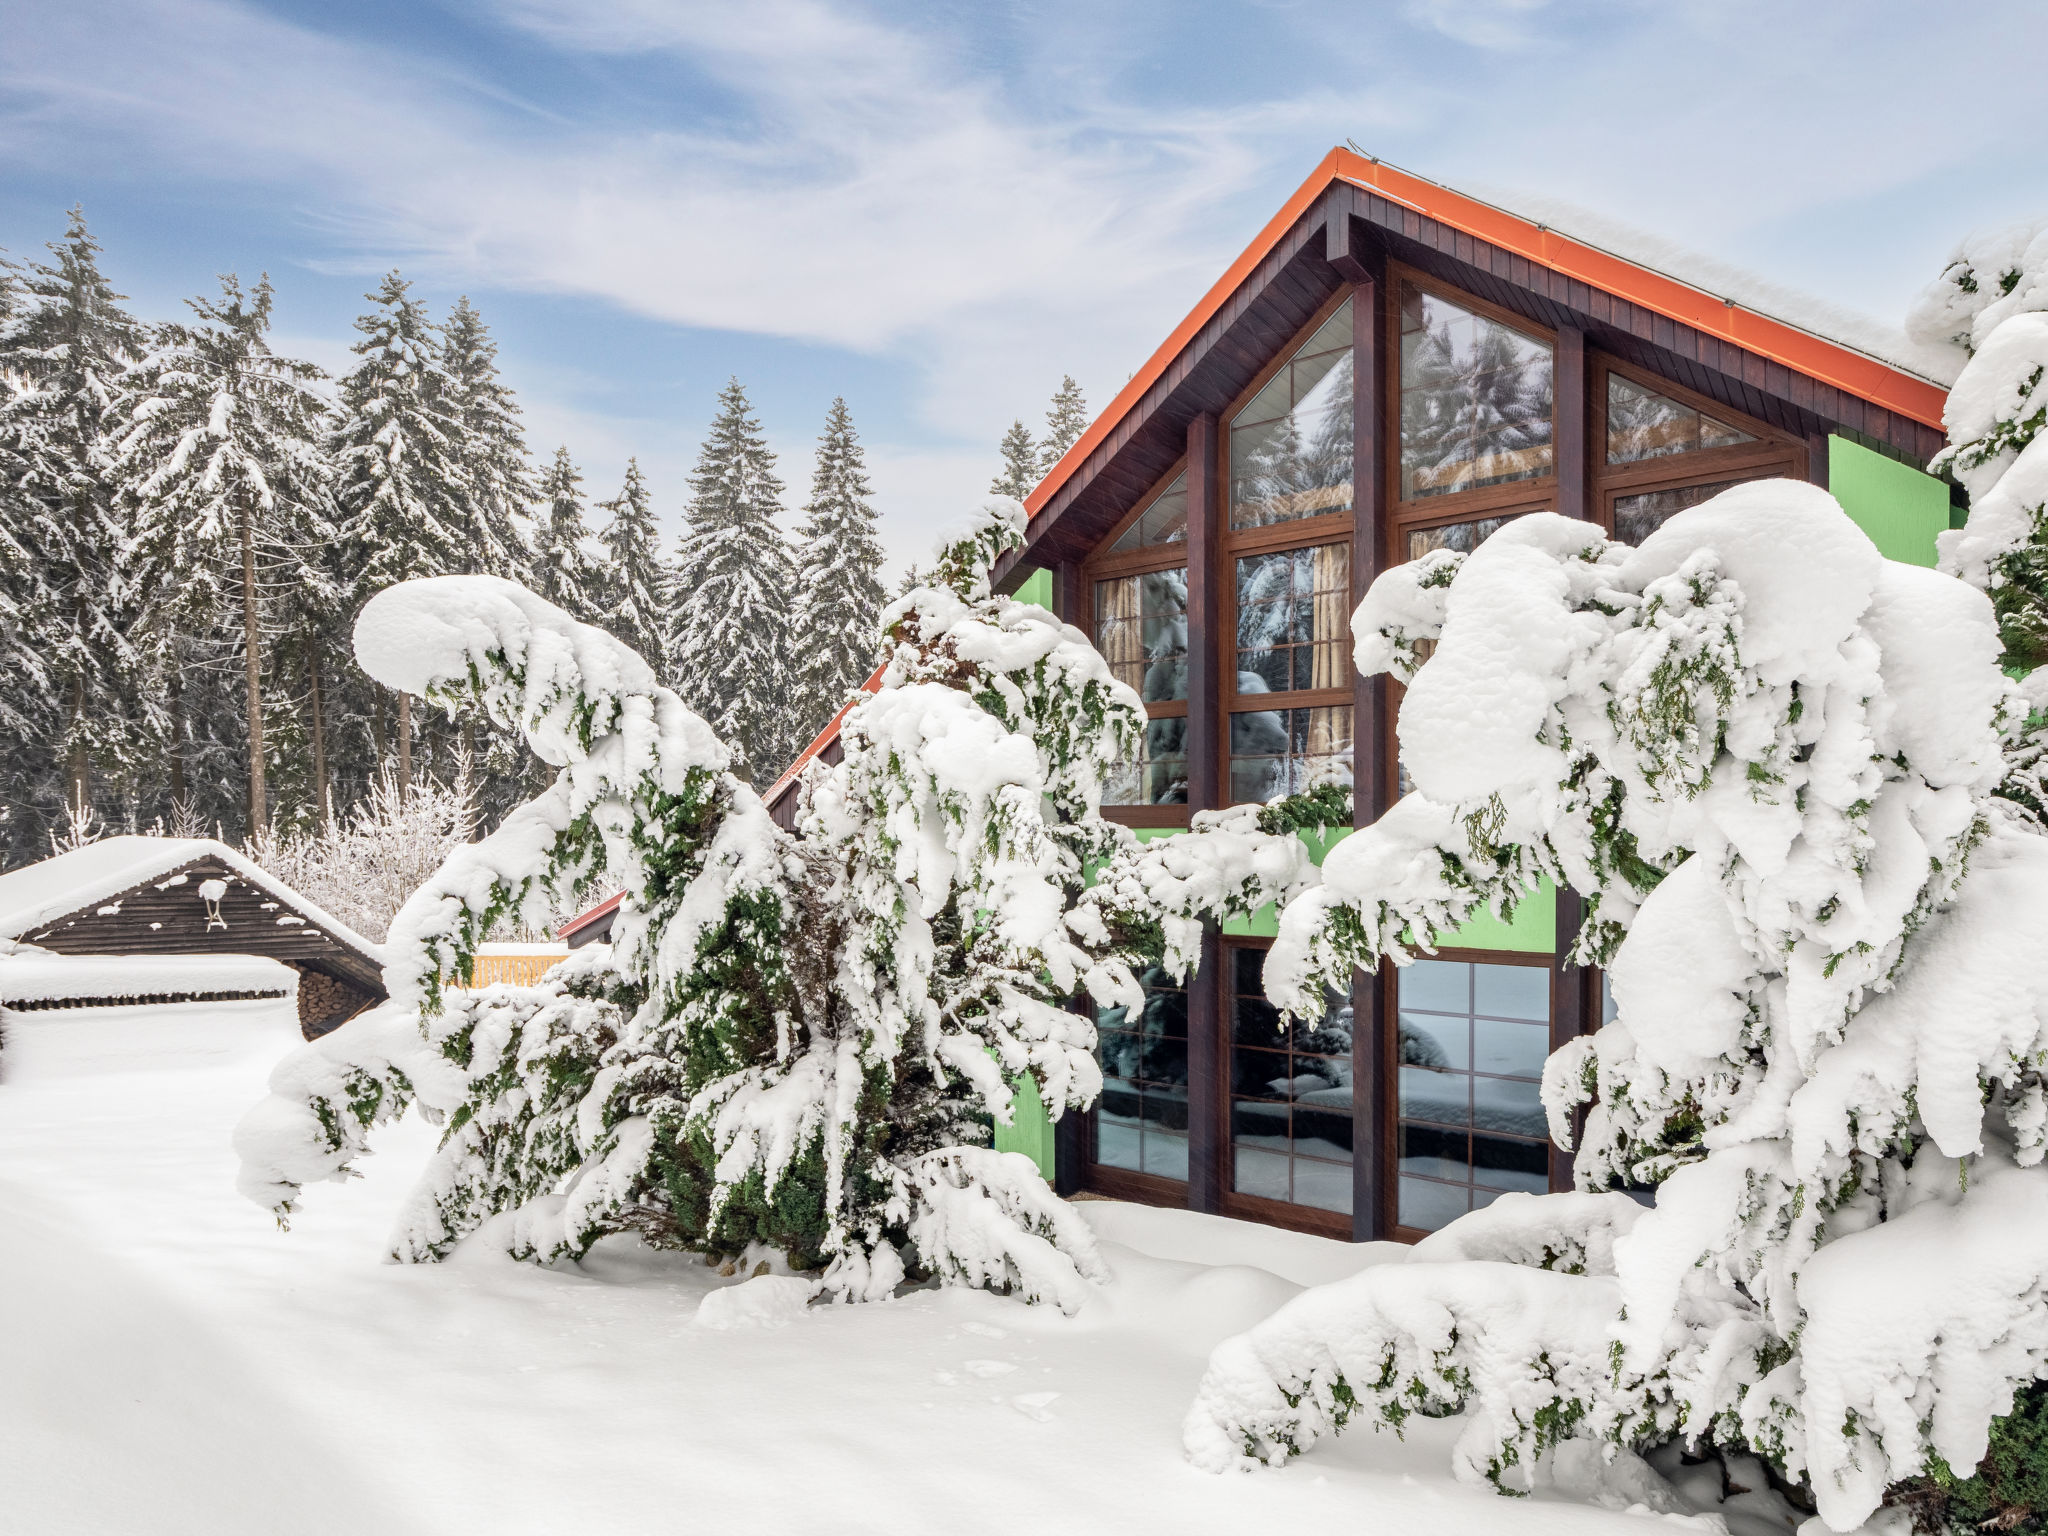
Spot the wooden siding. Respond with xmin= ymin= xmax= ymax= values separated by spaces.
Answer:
xmin=21 ymin=855 xmax=387 ymax=1004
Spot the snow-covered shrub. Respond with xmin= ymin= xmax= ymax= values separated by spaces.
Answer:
xmin=1181 ymin=482 xmax=2048 ymax=1533
xmin=246 ymin=767 xmax=478 ymax=943
xmin=236 ymin=498 xmax=1152 ymax=1310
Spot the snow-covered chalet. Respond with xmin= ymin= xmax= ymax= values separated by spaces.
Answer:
xmin=717 ymin=149 xmax=1958 ymax=1245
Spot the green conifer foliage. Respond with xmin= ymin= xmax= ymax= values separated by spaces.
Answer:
xmin=533 ymin=445 xmax=601 ymax=620
xmin=666 ymin=378 xmax=796 ymax=784
xmin=439 ymin=297 xmax=535 ymax=584
xmin=1039 ymin=374 xmax=1088 ymax=477
xmin=0 ymin=208 xmax=148 ymax=814
xmin=790 ymin=398 xmax=886 ymax=738
xmin=596 ymin=456 xmax=667 ymax=668
xmin=237 ymin=499 xmax=1152 ymax=1314
xmin=990 ymin=418 xmax=1038 ymax=500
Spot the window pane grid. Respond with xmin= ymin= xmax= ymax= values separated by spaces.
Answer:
xmin=1229 ymin=947 xmax=1354 ymax=1214
xmin=1399 ymin=285 xmax=1553 ymax=501
xmin=1093 ymin=964 xmax=1190 ymax=1183
xmin=1110 ymin=470 xmax=1190 ymax=553
xmin=1230 ymin=299 xmax=1354 ymax=531
xmin=1228 ymin=705 xmax=1351 ymax=804
xmin=1396 ymin=958 xmax=1551 ymax=1232
xmin=1101 ymin=717 xmax=1189 ymax=807
xmin=1095 ymin=567 xmax=1189 ymax=703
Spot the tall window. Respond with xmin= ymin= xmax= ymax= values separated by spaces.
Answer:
xmin=1594 ymin=362 xmax=1799 ymax=544
xmin=1400 ymin=285 xmax=1553 ymax=501
xmin=1092 ymin=961 xmax=1189 ymax=1185
xmin=1093 ymin=467 xmax=1191 ymax=813
xmin=1230 ymin=300 xmax=1353 ymax=530
xmin=1225 ymin=297 xmax=1357 ymax=807
xmin=1228 ymin=945 xmax=1353 ymax=1216
xmin=1394 ymin=956 xmax=1551 ymax=1233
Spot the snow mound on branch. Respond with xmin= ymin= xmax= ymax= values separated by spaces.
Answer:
xmin=1183 ymin=1257 xmax=1638 ymax=1487
xmin=903 ymin=1148 xmax=1110 ymax=1314
xmin=1408 ymin=1190 xmax=1646 ymax=1277
xmin=695 ymin=1274 xmax=818 ymax=1331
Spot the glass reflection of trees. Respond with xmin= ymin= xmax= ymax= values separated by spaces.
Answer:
xmin=1228 ymin=946 xmax=1354 ymax=1214
xmin=1400 ymin=286 xmax=1553 ymax=500
xmin=1606 ymin=374 xmax=1753 ymax=465
xmin=1093 ymin=962 xmax=1190 ymax=1182
xmin=1230 ymin=300 xmax=1354 ymax=530
xmin=1095 ymin=568 xmax=1189 ymax=703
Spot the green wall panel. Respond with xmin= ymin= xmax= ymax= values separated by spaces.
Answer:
xmin=1015 ymin=567 xmax=1055 ymax=609
xmin=992 ymin=1069 xmax=1056 ymax=1179
xmin=1830 ymin=435 xmax=1949 ymax=570
xmin=1431 ymin=876 xmax=1556 ymax=954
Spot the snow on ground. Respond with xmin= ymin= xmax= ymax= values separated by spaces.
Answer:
xmin=1 ymin=1013 xmax=1728 ymax=1536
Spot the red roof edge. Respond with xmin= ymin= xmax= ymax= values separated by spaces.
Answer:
xmin=1023 ymin=146 xmax=1947 ymax=523
xmin=558 ymin=888 xmax=623 ymax=940
xmin=761 ymin=661 xmax=888 ymax=812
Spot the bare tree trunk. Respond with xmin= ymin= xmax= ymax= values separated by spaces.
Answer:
xmin=396 ymin=689 xmax=412 ymax=799
xmin=167 ymin=654 xmax=187 ymax=810
xmin=67 ymin=672 xmax=90 ymax=816
xmin=308 ymin=641 xmax=330 ymax=834
xmin=241 ymin=493 xmax=267 ymax=833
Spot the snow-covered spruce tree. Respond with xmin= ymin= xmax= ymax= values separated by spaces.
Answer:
xmin=665 ymin=378 xmax=797 ymax=783
xmin=1039 ymin=375 xmax=1088 ymax=478
xmin=595 ymin=456 xmax=666 ymax=666
xmin=1908 ymin=221 xmax=2048 ymax=824
xmin=235 ymin=497 xmax=1149 ymax=1309
xmin=790 ymin=397 xmax=886 ymax=730
xmin=1172 ymin=486 xmax=2048 ymax=1533
xmin=0 ymin=208 xmax=147 ymax=823
xmin=990 ymin=418 xmax=1038 ymax=500
xmin=331 ymin=272 xmax=463 ymax=789
xmin=439 ymin=297 xmax=535 ymax=585
xmin=112 ymin=274 xmax=332 ymax=833
xmin=532 ymin=446 xmax=601 ymax=621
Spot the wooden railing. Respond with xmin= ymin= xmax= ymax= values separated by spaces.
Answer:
xmin=462 ymin=951 xmax=569 ymax=989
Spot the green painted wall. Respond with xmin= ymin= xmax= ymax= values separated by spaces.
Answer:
xmin=992 ymin=1071 xmax=1056 ymax=1179
xmin=1015 ymin=567 xmax=1055 ymax=609
xmin=1830 ymin=435 xmax=1949 ymax=570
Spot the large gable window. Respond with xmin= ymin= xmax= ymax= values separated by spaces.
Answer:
xmin=1230 ymin=299 xmax=1353 ymax=531
xmin=1399 ymin=285 xmax=1554 ymax=501
xmin=1092 ymin=464 xmax=1193 ymax=815
xmin=1593 ymin=361 xmax=1801 ymax=546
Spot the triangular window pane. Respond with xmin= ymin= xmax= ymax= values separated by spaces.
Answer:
xmin=1606 ymin=374 xmax=1755 ymax=465
xmin=1111 ymin=471 xmax=1188 ymax=552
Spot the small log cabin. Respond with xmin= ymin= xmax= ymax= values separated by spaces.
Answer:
xmin=713 ymin=150 xmax=1963 ymax=1244
xmin=0 ymin=837 xmax=387 ymax=1040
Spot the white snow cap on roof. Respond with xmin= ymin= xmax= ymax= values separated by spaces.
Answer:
xmin=0 ymin=950 xmax=299 ymax=1004
xmin=0 ymin=837 xmax=383 ymax=959
xmin=1446 ymin=177 xmax=1964 ymax=389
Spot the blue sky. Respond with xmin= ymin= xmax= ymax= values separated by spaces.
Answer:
xmin=6 ymin=0 xmax=2047 ymax=575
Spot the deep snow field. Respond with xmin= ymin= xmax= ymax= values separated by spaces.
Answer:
xmin=2 ymin=1008 xmax=1757 ymax=1536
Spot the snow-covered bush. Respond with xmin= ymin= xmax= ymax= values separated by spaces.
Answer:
xmin=246 ymin=767 xmax=479 ymax=942
xmin=1909 ymin=220 xmax=2048 ymax=825
xmin=236 ymin=498 xmax=1151 ymax=1309
xmin=1180 ymin=481 xmax=2048 ymax=1534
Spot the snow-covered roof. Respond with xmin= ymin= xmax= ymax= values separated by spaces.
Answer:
xmin=1450 ymin=178 xmax=1963 ymax=390
xmin=0 ymin=949 xmax=299 ymax=1004
xmin=0 ymin=837 xmax=383 ymax=959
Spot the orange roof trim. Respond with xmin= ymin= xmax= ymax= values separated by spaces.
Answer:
xmin=1026 ymin=147 xmax=1948 ymax=521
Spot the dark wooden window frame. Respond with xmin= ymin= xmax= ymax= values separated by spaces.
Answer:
xmin=1390 ymin=262 xmax=1561 ymax=518
xmin=1216 ymin=286 xmax=1361 ymax=808
xmin=1591 ymin=353 xmax=1806 ymax=532
xmin=1214 ymin=932 xmax=1355 ymax=1240
xmin=1380 ymin=943 xmax=1556 ymax=1244
xmin=1087 ymin=458 xmax=1194 ymax=829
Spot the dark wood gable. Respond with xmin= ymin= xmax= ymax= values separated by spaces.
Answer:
xmin=1000 ymin=180 xmax=1946 ymax=587
xmin=21 ymin=856 xmax=386 ymax=1038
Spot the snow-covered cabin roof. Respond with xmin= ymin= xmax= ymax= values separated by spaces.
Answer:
xmin=0 ymin=837 xmax=382 ymax=961
xmin=0 ymin=950 xmax=299 ymax=1006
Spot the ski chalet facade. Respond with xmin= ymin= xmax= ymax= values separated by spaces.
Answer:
xmin=753 ymin=148 xmax=1956 ymax=1244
